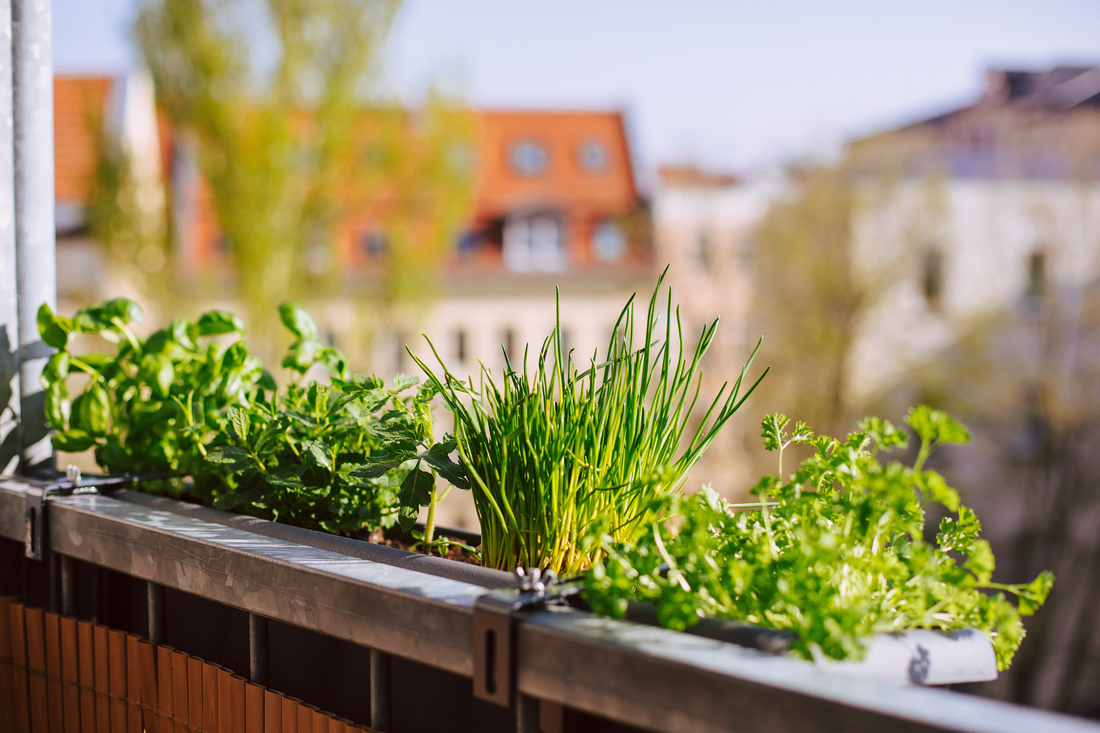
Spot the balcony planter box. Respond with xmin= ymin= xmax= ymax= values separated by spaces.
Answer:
xmin=622 ymin=601 xmax=997 ymax=687
xmin=0 ymin=476 xmax=1083 ymax=733
xmin=117 ymin=484 xmax=998 ymax=687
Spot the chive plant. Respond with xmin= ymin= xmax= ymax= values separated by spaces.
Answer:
xmin=412 ymin=271 xmax=767 ymax=574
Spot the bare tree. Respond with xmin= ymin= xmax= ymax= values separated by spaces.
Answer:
xmin=747 ymin=165 xmax=918 ymax=447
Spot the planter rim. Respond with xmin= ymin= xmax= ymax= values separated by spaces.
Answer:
xmin=0 ymin=476 xmax=1094 ymax=733
xmin=111 ymin=487 xmax=515 ymax=589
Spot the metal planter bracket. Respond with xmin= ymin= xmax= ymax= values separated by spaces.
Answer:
xmin=18 ymin=466 xmax=175 ymax=560
xmin=473 ymin=568 xmax=581 ymax=707
xmin=23 ymin=480 xmax=46 ymax=560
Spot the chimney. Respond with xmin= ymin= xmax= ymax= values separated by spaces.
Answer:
xmin=981 ymin=69 xmax=1010 ymax=105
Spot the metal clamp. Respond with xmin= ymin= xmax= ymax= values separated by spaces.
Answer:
xmin=25 ymin=465 xmax=91 ymax=560
xmin=20 ymin=465 xmax=176 ymax=560
xmin=23 ymin=480 xmax=47 ymax=561
xmin=472 ymin=568 xmax=581 ymax=707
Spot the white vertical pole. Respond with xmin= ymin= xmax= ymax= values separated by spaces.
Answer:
xmin=12 ymin=0 xmax=54 ymax=474
xmin=0 ymin=0 xmax=18 ymax=476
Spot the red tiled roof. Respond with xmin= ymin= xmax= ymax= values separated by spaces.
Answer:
xmin=473 ymin=110 xmax=637 ymax=221
xmin=50 ymin=77 xmax=645 ymax=271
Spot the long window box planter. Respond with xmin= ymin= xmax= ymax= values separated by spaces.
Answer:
xmin=0 ymin=477 xmax=1095 ymax=733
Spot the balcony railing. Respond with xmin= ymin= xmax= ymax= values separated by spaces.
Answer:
xmin=2 ymin=477 xmax=1098 ymax=733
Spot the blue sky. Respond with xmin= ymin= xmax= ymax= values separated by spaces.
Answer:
xmin=56 ymin=0 xmax=1100 ymax=177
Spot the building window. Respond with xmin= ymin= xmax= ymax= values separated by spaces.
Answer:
xmin=361 ymin=230 xmax=388 ymax=258
xmin=695 ymin=232 xmax=712 ymax=271
xmin=503 ymin=213 xmax=565 ymax=272
xmin=559 ymin=328 xmax=572 ymax=366
xmin=1026 ymin=249 xmax=1046 ymax=301
xmin=501 ymin=328 xmax=515 ymax=366
xmin=922 ymin=248 xmax=944 ymax=308
xmin=577 ymin=141 xmax=608 ymax=172
xmin=592 ymin=221 xmax=625 ymax=263
xmin=454 ymin=328 xmax=467 ymax=363
xmin=510 ymin=141 xmax=547 ymax=175
xmin=457 ymin=231 xmax=481 ymax=256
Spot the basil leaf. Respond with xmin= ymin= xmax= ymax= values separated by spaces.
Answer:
xmin=52 ymin=430 xmax=97 ymax=453
xmin=44 ymin=381 xmax=70 ymax=431
xmin=74 ymin=378 xmax=110 ymax=435
xmin=278 ymin=301 xmax=318 ymax=340
xmin=37 ymin=304 xmax=72 ymax=349
xmin=197 ymin=310 xmax=245 ymax=336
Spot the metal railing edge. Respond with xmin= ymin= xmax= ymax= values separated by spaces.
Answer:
xmin=0 ymin=478 xmax=1097 ymax=733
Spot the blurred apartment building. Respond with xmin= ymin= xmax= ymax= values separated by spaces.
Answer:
xmin=651 ymin=165 xmax=772 ymax=490
xmin=848 ymin=66 xmax=1100 ymax=712
xmin=845 ymin=65 xmax=1100 ymax=403
xmin=409 ymin=110 xmax=652 ymax=380
xmin=55 ymin=73 xmax=164 ymax=313
xmin=52 ymin=72 xmax=766 ymax=500
xmin=53 ymin=74 xmax=653 ymax=369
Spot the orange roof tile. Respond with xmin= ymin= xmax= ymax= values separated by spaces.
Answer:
xmin=473 ymin=110 xmax=637 ymax=222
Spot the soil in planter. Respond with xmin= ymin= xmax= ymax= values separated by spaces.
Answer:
xmin=349 ymin=526 xmax=484 ymax=565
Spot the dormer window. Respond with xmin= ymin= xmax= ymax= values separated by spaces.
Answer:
xmin=592 ymin=221 xmax=625 ymax=262
xmin=578 ymin=141 xmax=608 ymax=172
xmin=503 ymin=212 xmax=565 ymax=272
xmin=510 ymin=141 xmax=547 ymax=175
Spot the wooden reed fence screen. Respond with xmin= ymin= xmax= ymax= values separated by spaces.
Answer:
xmin=0 ymin=596 xmax=372 ymax=733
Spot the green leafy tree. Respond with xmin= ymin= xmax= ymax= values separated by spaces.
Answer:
xmin=134 ymin=0 xmax=473 ymax=361
xmin=85 ymin=81 xmax=171 ymax=305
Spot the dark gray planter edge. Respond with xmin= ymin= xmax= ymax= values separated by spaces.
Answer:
xmin=111 ymin=488 xmax=516 ymax=589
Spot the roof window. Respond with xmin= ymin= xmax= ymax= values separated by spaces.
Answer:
xmin=578 ymin=141 xmax=608 ymax=172
xmin=510 ymin=140 xmax=548 ymax=175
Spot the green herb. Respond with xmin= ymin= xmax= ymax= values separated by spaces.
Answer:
xmin=584 ymin=406 xmax=1053 ymax=670
xmin=40 ymin=298 xmax=440 ymax=541
xmin=37 ymin=298 xmax=268 ymax=487
xmin=195 ymin=302 xmax=469 ymax=541
xmin=412 ymin=270 xmax=767 ymax=574
xmin=201 ymin=376 xmax=407 ymax=534
xmin=335 ymin=374 xmax=474 ymax=556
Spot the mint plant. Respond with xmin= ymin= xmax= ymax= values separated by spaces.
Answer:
xmin=337 ymin=375 xmax=473 ymax=555
xmin=201 ymin=377 xmax=401 ymax=533
xmin=584 ymin=407 xmax=1053 ymax=670
xmin=203 ymin=370 xmax=470 ymax=548
xmin=194 ymin=303 xmax=468 ymax=541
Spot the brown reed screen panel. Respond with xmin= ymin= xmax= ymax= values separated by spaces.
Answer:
xmin=0 ymin=597 xmax=370 ymax=733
